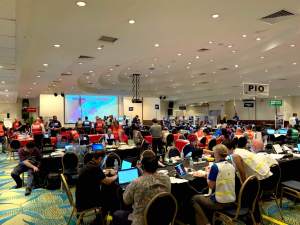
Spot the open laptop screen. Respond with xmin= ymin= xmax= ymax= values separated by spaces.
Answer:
xmin=92 ymin=143 xmax=104 ymax=151
xmin=267 ymin=129 xmax=275 ymax=135
xmin=121 ymin=160 xmax=132 ymax=170
xmin=118 ymin=168 xmax=139 ymax=185
xmin=174 ymin=163 xmax=187 ymax=176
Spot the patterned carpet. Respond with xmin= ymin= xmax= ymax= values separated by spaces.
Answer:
xmin=0 ymin=152 xmax=299 ymax=225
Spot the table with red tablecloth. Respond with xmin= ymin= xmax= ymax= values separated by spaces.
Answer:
xmin=144 ymin=135 xmax=152 ymax=144
xmin=175 ymin=139 xmax=189 ymax=152
xmin=16 ymin=138 xmax=34 ymax=147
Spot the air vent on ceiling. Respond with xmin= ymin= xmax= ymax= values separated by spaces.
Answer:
xmin=197 ymin=48 xmax=210 ymax=52
xmin=98 ymin=35 xmax=118 ymax=43
xmin=149 ymin=67 xmax=155 ymax=70
xmin=78 ymin=55 xmax=95 ymax=59
xmin=220 ymin=67 xmax=229 ymax=71
xmin=232 ymin=85 xmax=240 ymax=88
xmin=199 ymin=81 xmax=209 ymax=84
xmin=61 ymin=72 xmax=72 ymax=76
xmin=198 ymin=72 xmax=207 ymax=76
xmin=260 ymin=10 xmax=296 ymax=24
xmin=278 ymin=78 xmax=287 ymax=81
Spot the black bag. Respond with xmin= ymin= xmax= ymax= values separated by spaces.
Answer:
xmin=46 ymin=173 xmax=61 ymax=190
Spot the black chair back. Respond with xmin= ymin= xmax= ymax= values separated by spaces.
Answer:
xmin=62 ymin=152 xmax=79 ymax=174
xmin=83 ymin=152 xmax=93 ymax=165
xmin=105 ymin=152 xmax=121 ymax=168
xmin=10 ymin=140 xmax=21 ymax=151
xmin=166 ymin=134 xmax=174 ymax=147
xmin=168 ymin=147 xmax=180 ymax=158
xmin=239 ymin=176 xmax=260 ymax=211
xmin=144 ymin=192 xmax=177 ymax=225
xmin=261 ymin=164 xmax=281 ymax=197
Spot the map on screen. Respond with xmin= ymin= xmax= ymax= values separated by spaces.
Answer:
xmin=64 ymin=95 xmax=118 ymax=123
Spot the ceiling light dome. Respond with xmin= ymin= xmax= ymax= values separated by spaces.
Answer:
xmin=76 ymin=1 xmax=86 ymax=7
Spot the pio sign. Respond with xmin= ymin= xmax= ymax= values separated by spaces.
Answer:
xmin=243 ymin=83 xmax=269 ymax=97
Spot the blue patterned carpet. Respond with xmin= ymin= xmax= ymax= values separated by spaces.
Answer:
xmin=0 ymin=152 xmax=300 ymax=225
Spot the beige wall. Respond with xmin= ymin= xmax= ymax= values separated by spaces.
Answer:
xmin=39 ymin=94 xmax=64 ymax=125
xmin=0 ymin=99 xmax=22 ymax=121
xmin=143 ymin=97 xmax=161 ymax=120
xmin=122 ymin=97 xmax=143 ymax=121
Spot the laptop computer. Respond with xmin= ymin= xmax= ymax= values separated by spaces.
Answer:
xmin=267 ymin=129 xmax=275 ymax=135
xmin=121 ymin=160 xmax=132 ymax=170
xmin=174 ymin=163 xmax=194 ymax=181
xmin=273 ymin=144 xmax=284 ymax=154
xmin=297 ymin=144 xmax=300 ymax=153
xmin=92 ymin=143 xmax=104 ymax=151
xmin=118 ymin=168 xmax=139 ymax=189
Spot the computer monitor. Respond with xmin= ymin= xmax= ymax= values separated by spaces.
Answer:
xmin=118 ymin=168 xmax=139 ymax=185
xmin=65 ymin=145 xmax=74 ymax=152
xmin=92 ymin=143 xmax=104 ymax=151
xmin=121 ymin=160 xmax=132 ymax=170
xmin=297 ymin=144 xmax=300 ymax=152
xmin=174 ymin=163 xmax=187 ymax=176
xmin=267 ymin=129 xmax=275 ymax=135
xmin=278 ymin=129 xmax=287 ymax=135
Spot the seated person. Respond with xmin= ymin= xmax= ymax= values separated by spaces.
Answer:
xmin=113 ymin=150 xmax=171 ymax=225
xmin=119 ymin=130 xmax=129 ymax=144
xmin=11 ymin=142 xmax=41 ymax=196
xmin=191 ymin=144 xmax=236 ymax=225
xmin=76 ymin=151 xmax=117 ymax=212
xmin=183 ymin=134 xmax=202 ymax=158
xmin=132 ymin=124 xmax=143 ymax=147
xmin=105 ymin=128 xmax=115 ymax=145
xmin=203 ymin=138 xmax=217 ymax=155
xmin=12 ymin=118 xmax=22 ymax=132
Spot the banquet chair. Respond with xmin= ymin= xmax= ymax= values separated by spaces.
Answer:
xmin=60 ymin=174 xmax=103 ymax=225
xmin=144 ymin=192 xmax=177 ymax=225
xmin=168 ymin=147 xmax=180 ymax=158
xmin=9 ymin=139 xmax=21 ymax=159
xmin=62 ymin=152 xmax=79 ymax=186
xmin=260 ymin=164 xmax=284 ymax=220
xmin=280 ymin=180 xmax=300 ymax=207
xmin=83 ymin=152 xmax=94 ymax=165
xmin=213 ymin=175 xmax=260 ymax=225
xmin=105 ymin=152 xmax=121 ymax=169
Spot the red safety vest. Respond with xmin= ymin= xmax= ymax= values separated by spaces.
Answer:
xmin=71 ymin=130 xmax=80 ymax=140
xmin=13 ymin=122 xmax=20 ymax=130
xmin=32 ymin=122 xmax=42 ymax=135
xmin=0 ymin=125 xmax=5 ymax=136
xmin=95 ymin=121 xmax=104 ymax=131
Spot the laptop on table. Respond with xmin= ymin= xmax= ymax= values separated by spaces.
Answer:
xmin=92 ymin=143 xmax=104 ymax=151
xmin=121 ymin=160 xmax=132 ymax=170
xmin=174 ymin=163 xmax=194 ymax=181
xmin=118 ymin=168 xmax=139 ymax=189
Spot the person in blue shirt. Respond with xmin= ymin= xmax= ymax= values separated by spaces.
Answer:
xmin=191 ymin=144 xmax=236 ymax=225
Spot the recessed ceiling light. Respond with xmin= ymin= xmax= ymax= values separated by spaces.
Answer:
xmin=127 ymin=67 xmax=131 ymax=70
xmin=167 ymin=65 xmax=171 ymax=68
xmin=290 ymin=44 xmax=296 ymax=48
xmin=186 ymin=66 xmax=190 ymax=69
xmin=0 ymin=65 xmax=3 ymax=69
xmin=154 ymin=43 xmax=160 ymax=47
xmin=1 ymin=81 xmax=5 ymax=84
xmin=228 ymin=45 xmax=233 ymax=48
xmin=97 ymin=47 xmax=102 ymax=50
xmin=208 ymin=41 xmax=213 ymax=44
xmin=265 ymin=69 xmax=268 ymax=72
xmin=33 ymin=82 xmax=37 ymax=85
xmin=53 ymin=44 xmax=61 ymax=48
xmin=4 ymin=89 xmax=8 ymax=92
xmin=260 ymin=56 xmax=265 ymax=59
xmin=188 ymin=62 xmax=192 ymax=65
xmin=234 ymin=64 xmax=239 ymax=68
xmin=76 ymin=1 xmax=86 ymax=7
xmin=256 ymin=37 xmax=261 ymax=41
xmin=145 ymin=74 xmax=149 ymax=77
xmin=212 ymin=14 xmax=219 ymax=19
xmin=5 ymin=94 xmax=8 ymax=97
xmin=128 ymin=19 xmax=135 ymax=24
xmin=177 ymin=53 xmax=182 ymax=56
xmin=43 ymin=63 xmax=48 ymax=67
xmin=242 ymin=34 xmax=247 ymax=38
xmin=89 ymin=70 xmax=94 ymax=73
xmin=36 ymin=75 xmax=41 ymax=78
xmin=209 ymin=59 xmax=214 ymax=62
xmin=292 ymin=62 xmax=297 ymax=65
xmin=195 ymin=56 xmax=200 ymax=59
xmin=109 ymin=68 xmax=114 ymax=71
xmin=86 ymin=76 xmax=90 ymax=79
xmin=232 ymin=50 xmax=237 ymax=53
xmin=78 ymin=62 xmax=83 ymax=65
xmin=29 ymin=87 xmax=33 ymax=90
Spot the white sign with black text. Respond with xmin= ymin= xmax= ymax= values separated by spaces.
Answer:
xmin=243 ymin=83 xmax=269 ymax=97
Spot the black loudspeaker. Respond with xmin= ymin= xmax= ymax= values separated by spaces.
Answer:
xmin=22 ymin=99 xmax=29 ymax=108
xmin=61 ymin=93 xmax=65 ymax=97
xmin=168 ymin=101 xmax=174 ymax=108
xmin=168 ymin=109 xmax=173 ymax=116
xmin=54 ymin=93 xmax=58 ymax=97
xmin=7 ymin=113 xmax=10 ymax=118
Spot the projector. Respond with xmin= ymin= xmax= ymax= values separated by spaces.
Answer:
xmin=132 ymin=99 xmax=143 ymax=103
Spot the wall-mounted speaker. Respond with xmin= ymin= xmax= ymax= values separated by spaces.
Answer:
xmin=168 ymin=109 xmax=173 ymax=116
xmin=54 ymin=93 xmax=58 ymax=97
xmin=168 ymin=101 xmax=174 ymax=108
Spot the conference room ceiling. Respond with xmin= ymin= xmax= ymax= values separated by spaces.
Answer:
xmin=7 ymin=0 xmax=300 ymax=104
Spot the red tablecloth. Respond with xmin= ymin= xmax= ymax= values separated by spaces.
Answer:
xmin=175 ymin=139 xmax=189 ymax=152
xmin=50 ymin=137 xmax=57 ymax=146
xmin=144 ymin=135 xmax=153 ymax=144
xmin=88 ymin=134 xmax=105 ymax=143
xmin=17 ymin=138 xmax=34 ymax=147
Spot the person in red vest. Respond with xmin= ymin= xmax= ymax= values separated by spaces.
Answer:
xmin=12 ymin=118 xmax=22 ymax=132
xmin=70 ymin=129 xmax=80 ymax=143
xmin=94 ymin=117 xmax=105 ymax=134
xmin=31 ymin=117 xmax=45 ymax=149
xmin=0 ymin=121 xmax=7 ymax=153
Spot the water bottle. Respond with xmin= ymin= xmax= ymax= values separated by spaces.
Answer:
xmin=189 ymin=156 xmax=194 ymax=168
xmin=114 ymin=159 xmax=118 ymax=171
